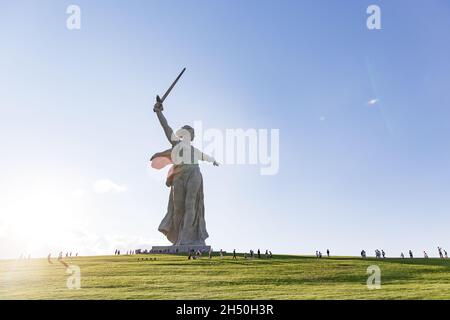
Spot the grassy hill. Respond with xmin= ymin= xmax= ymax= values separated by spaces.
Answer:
xmin=1 ymin=253 xmax=450 ymax=299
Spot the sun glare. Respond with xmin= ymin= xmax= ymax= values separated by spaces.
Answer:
xmin=1 ymin=179 xmax=85 ymax=258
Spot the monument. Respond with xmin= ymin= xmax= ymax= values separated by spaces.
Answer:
xmin=150 ymin=69 xmax=218 ymax=254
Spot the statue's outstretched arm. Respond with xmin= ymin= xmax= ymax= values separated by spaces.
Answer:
xmin=154 ymin=103 xmax=179 ymax=146
xmin=194 ymin=148 xmax=219 ymax=166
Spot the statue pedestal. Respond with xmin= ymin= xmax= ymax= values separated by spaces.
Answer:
xmin=151 ymin=245 xmax=211 ymax=254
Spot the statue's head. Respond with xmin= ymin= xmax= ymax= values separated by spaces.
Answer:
xmin=176 ymin=125 xmax=195 ymax=141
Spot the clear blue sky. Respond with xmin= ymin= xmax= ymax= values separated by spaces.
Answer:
xmin=1 ymin=0 xmax=450 ymax=258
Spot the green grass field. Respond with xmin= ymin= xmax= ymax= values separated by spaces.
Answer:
xmin=1 ymin=254 xmax=450 ymax=300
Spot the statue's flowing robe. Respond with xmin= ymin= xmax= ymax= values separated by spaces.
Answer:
xmin=150 ymin=147 xmax=209 ymax=245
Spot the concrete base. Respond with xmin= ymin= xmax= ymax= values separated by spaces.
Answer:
xmin=151 ymin=245 xmax=211 ymax=254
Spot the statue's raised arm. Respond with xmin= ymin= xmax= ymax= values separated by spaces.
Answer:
xmin=154 ymin=98 xmax=179 ymax=146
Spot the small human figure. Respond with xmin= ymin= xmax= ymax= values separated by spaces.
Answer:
xmin=401 ymin=252 xmax=405 ymax=259
xmin=220 ymin=249 xmax=224 ymax=259
xmin=409 ymin=250 xmax=413 ymax=258
xmin=75 ymin=253 xmax=78 ymax=257
xmin=269 ymin=251 xmax=273 ymax=259
xmin=208 ymin=248 xmax=212 ymax=259
xmin=444 ymin=250 xmax=448 ymax=259
xmin=424 ymin=251 xmax=429 ymax=259
xmin=47 ymin=253 xmax=52 ymax=264
xmin=233 ymin=249 xmax=237 ymax=260
xmin=257 ymin=249 xmax=261 ymax=259
xmin=438 ymin=247 xmax=443 ymax=259
xmin=250 ymin=250 xmax=254 ymax=258
xmin=118 ymin=250 xmax=120 ymax=255
xmin=315 ymin=251 xmax=319 ymax=258
xmin=326 ymin=249 xmax=330 ymax=257
xmin=382 ymin=250 xmax=385 ymax=258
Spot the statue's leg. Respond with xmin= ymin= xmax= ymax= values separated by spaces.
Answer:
xmin=178 ymin=170 xmax=202 ymax=245
xmin=172 ymin=176 xmax=186 ymax=244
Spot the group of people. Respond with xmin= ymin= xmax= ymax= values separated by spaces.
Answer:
xmin=438 ymin=247 xmax=448 ymax=259
xmin=186 ymin=248 xmax=274 ymax=260
xmin=114 ymin=249 xmax=135 ymax=255
xmin=374 ymin=249 xmax=386 ymax=259
xmin=315 ymin=249 xmax=330 ymax=258
xmin=244 ymin=249 xmax=273 ymax=259
xmin=399 ymin=248 xmax=448 ymax=259
xmin=45 ymin=252 xmax=78 ymax=265
xmin=360 ymin=247 xmax=449 ymax=259
xmin=51 ymin=252 xmax=77 ymax=260
xmin=188 ymin=249 xmax=204 ymax=260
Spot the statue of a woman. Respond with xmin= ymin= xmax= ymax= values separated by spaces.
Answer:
xmin=150 ymin=98 xmax=218 ymax=246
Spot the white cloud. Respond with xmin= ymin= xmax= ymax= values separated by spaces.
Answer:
xmin=367 ymin=98 xmax=379 ymax=105
xmin=93 ymin=179 xmax=127 ymax=194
